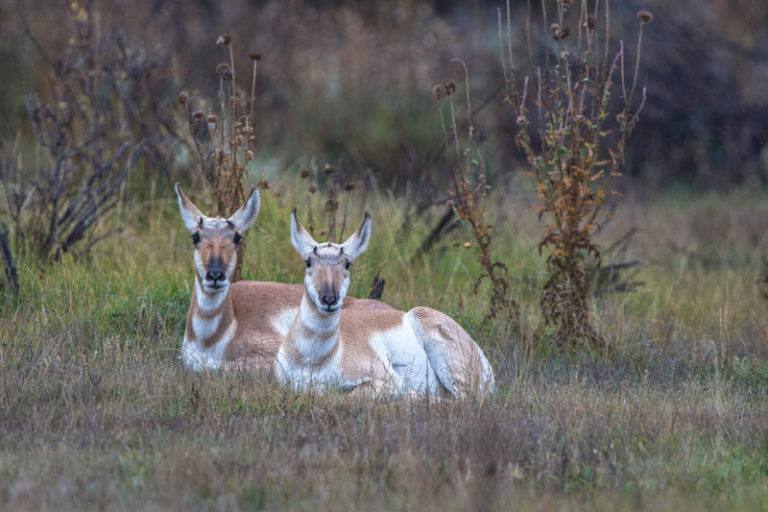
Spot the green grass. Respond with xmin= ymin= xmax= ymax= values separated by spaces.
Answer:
xmin=1 ymin=182 xmax=767 ymax=510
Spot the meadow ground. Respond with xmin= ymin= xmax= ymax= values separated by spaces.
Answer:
xmin=1 ymin=180 xmax=767 ymax=510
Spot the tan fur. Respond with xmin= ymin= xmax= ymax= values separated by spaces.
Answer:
xmin=176 ymin=184 xmax=391 ymax=372
xmin=308 ymin=306 xmax=486 ymax=396
xmin=184 ymin=280 xmax=391 ymax=369
xmin=277 ymin=210 xmax=494 ymax=396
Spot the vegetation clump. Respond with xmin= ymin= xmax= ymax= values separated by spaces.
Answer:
xmin=7 ymin=1 xmax=177 ymax=261
xmin=433 ymin=71 xmax=520 ymax=325
xmin=180 ymin=34 xmax=267 ymax=281
xmin=500 ymin=0 xmax=650 ymax=351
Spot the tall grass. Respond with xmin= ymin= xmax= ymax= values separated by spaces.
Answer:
xmin=1 ymin=177 xmax=767 ymax=509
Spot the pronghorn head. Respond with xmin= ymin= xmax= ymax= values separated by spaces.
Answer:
xmin=175 ymin=183 xmax=260 ymax=294
xmin=290 ymin=209 xmax=371 ymax=314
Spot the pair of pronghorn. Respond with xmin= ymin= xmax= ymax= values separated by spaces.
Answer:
xmin=175 ymin=184 xmax=494 ymax=398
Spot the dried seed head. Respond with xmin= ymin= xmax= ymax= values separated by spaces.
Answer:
xmin=229 ymin=96 xmax=240 ymax=107
xmin=432 ymin=84 xmax=447 ymax=100
xmin=193 ymin=111 xmax=204 ymax=122
xmin=250 ymin=51 xmax=262 ymax=61
xmin=342 ymin=183 xmax=355 ymax=191
xmin=299 ymin=169 xmax=310 ymax=179
xmin=432 ymin=81 xmax=456 ymax=101
xmin=323 ymin=164 xmax=335 ymax=175
xmin=636 ymin=10 xmax=652 ymax=23
xmin=216 ymin=32 xmax=231 ymax=47
xmin=249 ymin=135 xmax=256 ymax=142
xmin=235 ymin=135 xmax=244 ymax=145
xmin=553 ymin=26 xmax=570 ymax=41
xmin=550 ymin=23 xmax=560 ymax=32
xmin=309 ymin=183 xmax=318 ymax=194
xmin=245 ymin=150 xmax=254 ymax=160
xmin=177 ymin=92 xmax=187 ymax=105
xmin=207 ymin=114 xmax=218 ymax=124
xmin=586 ymin=16 xmax=596 ymax=30
xmin=216 ymin=63 xmax=232 ymax=80
xmin=325 ymin=198 xmax=339 ymax=213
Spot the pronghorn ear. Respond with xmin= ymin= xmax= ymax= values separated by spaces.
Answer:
xmin=175 ymin=183 xmax=204 ymax=232
xmin=290 ymin=207 xmax=317 ymax=258
xmin=340 ymin=212 xmax=371 ymax=260
xmin=228 ymin=186 xmax=260 ymax=232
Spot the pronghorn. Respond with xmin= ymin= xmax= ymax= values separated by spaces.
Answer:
xmin=275 ymin=209 xmax=495 ymax=397
xmin=175 ymin=184 xmax=390 ymax=372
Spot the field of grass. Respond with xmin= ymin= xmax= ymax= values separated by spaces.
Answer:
xmin=1 ymin=177 xmax=767 ymax=510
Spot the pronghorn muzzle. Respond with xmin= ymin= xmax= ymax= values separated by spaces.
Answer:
xmin=319 ymin=284 xmax=339 ymax=310
xmin=205 ymin=257 xmax=228 ymax=288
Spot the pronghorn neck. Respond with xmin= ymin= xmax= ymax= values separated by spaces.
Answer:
xmin=188 ymin=275 xmax=235 ymax=347
xmin=194 ymin=274 xmax=230 ymax=311
xmin=286 ymin=289 xmax=341 ymax=363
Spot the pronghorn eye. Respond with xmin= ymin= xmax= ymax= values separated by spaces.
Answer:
xmin=233 ymin=232 xmax=243 ymax=245
xmin=305 ymin=259 xmax=312 ymax=268
xmin=191 ymin=232 xmax=200 ymax=245
xmin=345 ymin=260 xmax=352 ymax=270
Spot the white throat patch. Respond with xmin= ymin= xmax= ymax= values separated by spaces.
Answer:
xmin=195 ymin=279 xmax=227 ymax=311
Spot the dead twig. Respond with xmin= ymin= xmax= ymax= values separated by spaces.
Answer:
xmin=0 ymin=222 xmax=19 ymax=293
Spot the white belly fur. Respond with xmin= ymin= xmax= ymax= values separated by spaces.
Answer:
xmin=371 ymin=317 xmax=441 ymax=394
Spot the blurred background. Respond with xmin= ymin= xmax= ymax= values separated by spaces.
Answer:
xmin=1 ymin=0 xmax=767 ymax=216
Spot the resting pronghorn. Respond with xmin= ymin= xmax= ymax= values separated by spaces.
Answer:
xmin=275 ymin=210 xmax=495 ymax=397
xmin=175 ymin=184 xmax=390 ymax=372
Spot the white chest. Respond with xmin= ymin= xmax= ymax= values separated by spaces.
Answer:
xmin=181 ymin=319 xmax=237 ymax=371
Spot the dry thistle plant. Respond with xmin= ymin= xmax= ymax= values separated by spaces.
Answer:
xmin=179 ymin=34 xmax=266 ymax=281
xmin=433 ymin=66 xmax=520 ymax=325
xmin=296 ymin=164 xmax=386 ymax=297
xmin=297 ymin=164 xmax=358 ymax=243
xmin=499 ymin=0 xmax=649 ymax=351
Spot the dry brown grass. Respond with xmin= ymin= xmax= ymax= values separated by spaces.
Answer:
xmin=1 ymin=186 xmax=767 ymax=510
xmin=2 ymin=340 xmax=766 ymax=510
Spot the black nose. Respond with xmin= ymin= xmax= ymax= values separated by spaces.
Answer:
xmin=206 ymin=270 xmax=226 ymax=284
xmin=321 ymin=295 xmax=338 ymax=306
